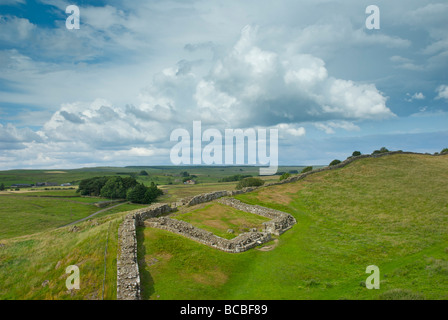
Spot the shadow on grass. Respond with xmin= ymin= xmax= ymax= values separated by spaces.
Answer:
xmin=136 ymin=226 xmax=155 ymax=300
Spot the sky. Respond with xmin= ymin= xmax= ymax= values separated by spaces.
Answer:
xmin=0 ymin=0 xmax=447 ymax=169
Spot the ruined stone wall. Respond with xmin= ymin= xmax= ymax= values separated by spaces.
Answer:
xmin=217 ymin=198 xmax=296 ymax=235
xmin=117 ymin=151 xmax=446 ymax=299
xmin=145 ymin=217 xmax=272 ymax=253
xmin=185 ymin=190 xmax=230 ymax=206
xmin=116 ymin=203 xmax=172 ymax=300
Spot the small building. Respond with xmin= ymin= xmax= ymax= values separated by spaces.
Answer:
xmin=61 ymin=183 xmax=72 ymax=187
xmin=184 ymin=179 xmax=196 ymax=185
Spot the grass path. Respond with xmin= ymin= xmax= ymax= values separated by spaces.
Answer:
xmin=60 ymin=201 xmax=129 ymax=228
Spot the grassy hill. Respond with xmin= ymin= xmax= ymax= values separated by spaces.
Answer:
xmin=138 ymin=153 xmax=448 ymax=300
xmin=1 ymin=154 xmax=446 ymax=300
xmin=0 ymin=213 xmax=127 ymax=299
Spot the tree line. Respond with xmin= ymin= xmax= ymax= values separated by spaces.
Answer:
xmin=76 ymin=176 xmax=163 ymax=204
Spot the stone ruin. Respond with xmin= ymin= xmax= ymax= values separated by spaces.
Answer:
xmin=117 ymin=151 xmax=446 ymax=299
xmin=117 ymin=194 xmax=296 ymax=299
xmin=145 ymin=217 xmax=272 ymax=253
xmin=217 ymin=198 xmax=296 ymax=235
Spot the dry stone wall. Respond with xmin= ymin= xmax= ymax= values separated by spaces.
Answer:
xmin=117 ymin=203 xmax=172 ymax=300
xmin=146 ymin=217 xmax=272 ymax=253
xmin=217 ymin=198 xmax=296 ymax=235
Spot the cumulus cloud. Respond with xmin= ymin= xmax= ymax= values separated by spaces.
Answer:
xmin=406 ymin=92 xmax=425 ymax=102
xmin=193 ymin=25 xmax=394 ymax=127
xmin=436 ymin=85 xmax=448 ymax=100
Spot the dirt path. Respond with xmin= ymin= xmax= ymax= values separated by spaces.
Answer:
xmin=60 ymin=201 xmax=129 ymax=228
xmin=256 ymin=239 xmax=279 ymax=251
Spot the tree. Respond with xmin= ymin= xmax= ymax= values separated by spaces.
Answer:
xmin=236 ymin=177 xmax=264 ymax=190
xmin=0 ymin=183 xmax=4 ymax=191
xmin=372 ymin=147 xmax=389 ymax=155
xmin=329 ymin=159 xmax=341 ymax=166
xmin=301 ymin=166 xmax=313 ymax=173
xmin=139 ymin=170 xmax=148 ymax=176
xmin=181 ymin=171 xmax=189 ymax=177
xmin=279 ymin=172 xmax=291 ymax=181
xmin=126 ymin=183 xmax=148 ymax=204
xmin=77 ymin=176 xmax=109 ymax=196
xmin=100 ymin=177 xmax=127 ymax=199
xmin=352 ymin=151 xmax=362 ymax=157
xmin=441 ymin=148 xmax=448 ymax=154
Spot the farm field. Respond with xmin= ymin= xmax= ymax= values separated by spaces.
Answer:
xmin=0 ymin=190 xmax=147 ymax=239
xmin=138 ymin=154 xmax=448 ymax=300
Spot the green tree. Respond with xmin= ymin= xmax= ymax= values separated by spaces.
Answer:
xmin=0 ymin=183 xmax=5 ymax=191
xmin=236 ymin=177 xmax=264 ymax=190
xmin=126 ymin=183 xmax=148 ymax=204
xmin=100 ymin=177 xmax=127 ymax=199
xmin=372 ymin=147 xmax=389 ymax=155
xmin=279 ymin=172 xmax=291 ymax=181
xmin=441 ymin=148 xmax=448 ymax=154
xmin=77 ymin=176 xmax=109 ymax=196
xmin=352 ymin=151 xmax=362 ymax=157
xmin=329 ymin=159 xmax=341 ymax=166
xmin=301 ymin=166 xmax=313 ymax=173
xmin=139 ymin=170 xmax=149 ymax=176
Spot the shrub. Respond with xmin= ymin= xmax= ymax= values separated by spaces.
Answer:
xmin=329 ymin=159 xmax=341 ymax=166
xmin=441 ymin=148 xmax=448 ymax=154
xmin=235 ymin=177 xmax=264 ymax=190
xmin=372 ymin=147 xmax=389 ymax=155
xmin=279 ymin=172 xmax=291 ymax=181
xmin=301 ymin=166 xmax=313 ymax=173
xmin=352 ymin=151 xmax=361 ymax=157
xmin=139 ymin=170 xmax=149 ymax=176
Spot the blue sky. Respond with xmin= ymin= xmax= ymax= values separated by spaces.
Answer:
xmin=0 ymin=0 xmax=447 ymax=169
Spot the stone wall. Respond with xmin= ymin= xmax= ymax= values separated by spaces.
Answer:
xmin=117 ymin=151 xmax=447 ymax=299
xmin=185 ymin=190 xmax=230 ymax=206
xmin=217 ymin=198 xmax=296 ymax=235
xmin=116 ymin=203 xmax=172 ymax=300
xmin=145 ymin=217 xmax=272 ymax=253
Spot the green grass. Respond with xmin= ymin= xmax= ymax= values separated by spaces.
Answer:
xmin=171 ymin=202 xmax=271 ymax=239
xmin=0 ymin=192 xmax=145 ymax=239
xmin=0 ymin=213 xmax=127 ymax=300
xmin=138 ymin=154 xmax=448 ymax=300
xmin=0 ymin=195 xmax=102 ymax=239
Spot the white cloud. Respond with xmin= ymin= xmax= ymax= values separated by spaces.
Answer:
xmin=406 ymin=92 xmax=425 ymax=102
xmin=278 ymin=124 xmax=306 ymax=137
xmin=195 ymin=25 xmax=394 ymax=127
xmin=314 ymin=121 xmax=360 ymax=135
xmin=436 ymin=85 xmax=448 ymax=100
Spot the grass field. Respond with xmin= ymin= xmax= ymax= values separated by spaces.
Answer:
xmin=138 ymin=154 xmax=448 ymax=300
xmin=170 ymin=202 xmax=271 ymax=239
xmin=0 ymin=191 xmax=146 ymax=240
xmin=0 ymin=213 xmax=127 ymax=299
